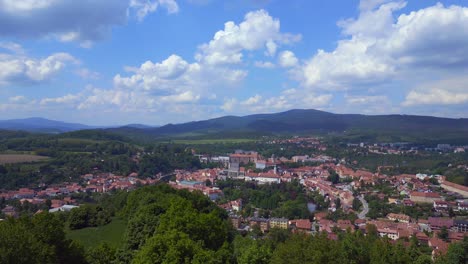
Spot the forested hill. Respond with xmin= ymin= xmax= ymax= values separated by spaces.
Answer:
xmin=3 ymin=110 xmax=468 ymax=143
xmin=106 ymin=109 xmax=468 ymax=143
xmin=0 ymin=117 xmax=94 ymax=133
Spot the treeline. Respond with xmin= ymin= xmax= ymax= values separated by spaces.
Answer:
xmin=188 ymin=140 xmax=321 ymax=159
xmin=68 ymin=205 xmax=111 ymax=230
xmin=137 ymin=144 xmax=201 ymax=177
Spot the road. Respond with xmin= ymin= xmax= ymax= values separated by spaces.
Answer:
xmin=357 ymin=195 xmax=369 ymax=219
xmin=157 ymin=173 xmax=175 ymax=183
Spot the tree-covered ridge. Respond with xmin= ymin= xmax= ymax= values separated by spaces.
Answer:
xmin=104 ymin=109 xmax=468 ymax=144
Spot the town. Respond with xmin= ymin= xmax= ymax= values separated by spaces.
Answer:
xmin=1 ymin=137 xmax=467 ymax=261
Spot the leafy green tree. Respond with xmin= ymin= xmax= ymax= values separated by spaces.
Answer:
xmin=435 ymin=236 xmax=468 ymax=264
xmin=327 ymin=169 xmax=340 ymax=184
xmin=132 ymin=230 xmax=216 ymax=264
xmin=352 ymin=197 xmax=361 ymax=211
xmin=86 ymin=242 xmax=116 ymax=264
xmin=0 ymin=213 xmax=86 ymax=264
xmin=437 ymin=226 xmax=449 ymax=241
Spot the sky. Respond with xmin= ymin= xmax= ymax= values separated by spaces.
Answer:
xmin=0 ymin=0 xmax=467 ymax=126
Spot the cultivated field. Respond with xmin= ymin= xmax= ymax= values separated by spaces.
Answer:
xmin=0 ymin=154 xmax=49 ymax=164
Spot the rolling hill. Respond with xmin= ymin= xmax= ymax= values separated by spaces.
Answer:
xmin=0 ymin=118 xmax=155 ymax=134
xmin=106 ymin=109 xmax=468 ymax=143
xmin=3 ymin=110 xmax=467 ymax=143
xmin=0 ymin=117 xmax=94 ymax=133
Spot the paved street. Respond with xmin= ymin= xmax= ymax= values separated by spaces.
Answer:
xmin=358 ymin=195 xmax=369 ymax=219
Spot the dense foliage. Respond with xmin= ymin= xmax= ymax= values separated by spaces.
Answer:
xmin=68 ymin=205 xmax=111 ymax=230
xmin=217 ymin=179 xmax=310 ymax=219
xmin=0 ymin=213 xmax=86 ymax=264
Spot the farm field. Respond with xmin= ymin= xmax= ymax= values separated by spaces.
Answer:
xmin=0 ymin=154 xmax=49 ymax=164
xmin=66 ymin=218 xmax=127 ymax=249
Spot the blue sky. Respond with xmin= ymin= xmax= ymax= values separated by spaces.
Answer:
xmin=0 ymin=0 xmax=467 ymax=125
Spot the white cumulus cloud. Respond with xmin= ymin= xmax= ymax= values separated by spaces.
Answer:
xmin=0 ymin=46 xmax=78 ymax=86
xmin=403 ymin=77 xmax=468 ymax=106
xmin=0 ymin=0 xmax=179 ymax=45
xmin=296 ymin=1 xmax=468 ymax=92
xmin=195 ymin=9 xmax=300 ymax=65
xmin=278 ymin=50 xmax=298 ymax=68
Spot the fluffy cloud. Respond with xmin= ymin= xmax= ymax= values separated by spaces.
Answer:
xmin=130 ymin=0 xmax=179 ymax=21
xmin=13 ymin=9 xmax=304 ymax=122
xmin=0 ymin=0 xmax=179 ymax=45
xmin=278 ymin=50 xmax=298 ymax=68
xmin=297 ymin=1 xmax=468 ymax=91
xmin=114 ymin=54 xmax=246 ymax=97
xmin=114 ymin=55 xmax=190 ymax=91
xmin=221 ymin=89 xmax=332 ymax=114
xmin=221 ymin=98 xmax=238 ymax=112
xmin=40 ymin=94 xmax=82 ymax=106
xmin=341 ymin=94 xmax=396 ymax=114
xmin=378 ymin=3 xmax=468 ymax=67
xmin=160 ymin=91 xmax=200 ymax=103
xmin=403 ymin=77 xmax=468 ymax=106
xmin=0 ymin=46 xmax=77 ymax=86
xmin=8 ymin=95 xmax=27 ymax=103
xmin=195 ymin=9 xmax=300 ymax=65
xmin=105 ymin=10 xmax=299 ymax=113
xmin=0 ymin=41 xmax=25 ymax=54
xmin=346 ymin=95 xmax=390 ymax=105
xmin=241 ymin=94 xmax=262 ymax=105
xmin=254 ymin=61 xmax=275 ymax=68
xmin=75 ymin=68 xmax=100 ymax=80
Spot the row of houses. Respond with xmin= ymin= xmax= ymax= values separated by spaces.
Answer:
xmin=230 ymin=216 xmax=313 ymax=234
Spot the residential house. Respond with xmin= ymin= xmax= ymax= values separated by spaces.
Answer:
xmin=15 ymin=188 xmax=35 ymax=199
xmin=457 ymin=202 xmax=468 ymax=211
xmin=1 ymin=206 xmax=18 ymax=218
xmin=433 ymin=200 xmax=450 ymax=212
xmin=403 ymin=199 xmax=415 ymax=207
xmin=387 ymin=213 xmax=411 ymax=223
xmin=410 ymin=191 xmax=441 ymax=203
xmin=229 ymin=215 xmax=242 ymax=229
xmin=428 ymin=238 xmax=449 ymax=259
xmin=270 ymin=217 xmax=289 ymax=229
xmin=337 ymin=219 xmax=354 ymax=232
xmin=453 ymin=219 xmax=468 ymax=233
xmin=440 ymin=178 xmax=468 ymax=197
xmin=289 ymin=219 xmax=312 ymax=233
xmin=49 ymin=205 xmax=79 ymax=213
xmin=428 ymin=217 xmax=454 ymax=230
xmin=249 ymin=217 xmax=269 ymax=233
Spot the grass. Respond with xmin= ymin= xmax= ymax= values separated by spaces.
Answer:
xmin=0 ymin=154 xmax=49 ymax=164
xmin=66 ymin=218 xmax=127 ymax=249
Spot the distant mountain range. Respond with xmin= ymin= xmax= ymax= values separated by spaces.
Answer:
xmin=106 ymin=109 xmax=468 ymax=143
xmin=2 ymin=110 xmax=468 ymax=143
xmin=0 ymin=117 xmax=94 ymax=133
xmin=0 ymin=117 xmax=155 ymax=133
